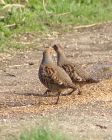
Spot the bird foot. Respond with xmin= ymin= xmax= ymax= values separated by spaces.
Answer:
xmin=76 ymin=88 xmax=81 ymax=95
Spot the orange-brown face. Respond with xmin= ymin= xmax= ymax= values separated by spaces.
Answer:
xmin=43 ymin=47 xmax=54 ymax=56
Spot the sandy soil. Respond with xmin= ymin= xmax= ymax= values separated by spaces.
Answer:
xmin=0 ymin=22 xmax=112 ymax=140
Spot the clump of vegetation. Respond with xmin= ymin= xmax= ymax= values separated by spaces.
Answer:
xmin=0 ymin=0 xmax=112 ymax=50
xmin=19 ymin=126 xmax=69 ymax=140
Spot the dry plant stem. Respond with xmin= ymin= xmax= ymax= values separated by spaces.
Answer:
xmin=56 ymin=12 xmax=71 ymax=17
xmin=42 ymin=0 xmax=48 ymax=15
xmin=5 ymin=23 xmax=17 ymax=29
xmin=0 ymin=0 xmax=5 ymax=5
xmin=2 ymin=4 xmax=25 ymax=11
xmin=73 ymin=21 xmax=112 ymax=30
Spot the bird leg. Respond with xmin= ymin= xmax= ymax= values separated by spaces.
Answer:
xmin=76 ymin=88 xmax=81 ymax=95
xmin=55 ymin=92 xmax=61 ymax=104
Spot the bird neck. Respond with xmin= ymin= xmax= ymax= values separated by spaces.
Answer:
xmin=57 ymin=51 xmax=67 ymax=64
xmin=41 ymin=53 xmax=53 ymax=65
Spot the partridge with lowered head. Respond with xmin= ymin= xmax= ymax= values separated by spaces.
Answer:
xmin=53 ymin=44 xmax=99 ymax=86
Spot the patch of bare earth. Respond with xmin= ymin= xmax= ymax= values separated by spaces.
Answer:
xmin=0 ymin=22 xmax=112 ymax=140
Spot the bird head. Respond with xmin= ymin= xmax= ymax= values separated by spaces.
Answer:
xmin=52 ymin=44 xmax=64 ymax=53
xmin=52 ymin=43 xmax=67 ymax=64
xmin=43 ymin=47 xmax=54 ymax=56
xmin=41 ymin=47 xmax=55 ymax=64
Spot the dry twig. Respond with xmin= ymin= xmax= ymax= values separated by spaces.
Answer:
xmin=42 ymin=0 xmax=49 ymax=15
xmin=5 ymin=23 xmax=17 ymax=29
xmin=0 ymin=0 xmax=6 ymax=5
xmin=2 ymin=4 xmax=25 ymax=12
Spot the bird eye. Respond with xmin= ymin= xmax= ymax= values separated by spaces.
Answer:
xmin=54 ymin=45 xmax=58 ymax=49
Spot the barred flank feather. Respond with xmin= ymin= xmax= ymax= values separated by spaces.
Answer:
xmin=38 ymin=47 xmax=78 ymax=104
xmin=53 ymin=44 xmax=99 ymax=84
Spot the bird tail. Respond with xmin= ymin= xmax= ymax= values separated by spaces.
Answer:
xmin=86 ymin=78 xmax=100 ymax=83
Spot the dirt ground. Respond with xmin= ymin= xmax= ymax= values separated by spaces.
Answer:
xmin=0 ymin=22 xmax=112 ymax=140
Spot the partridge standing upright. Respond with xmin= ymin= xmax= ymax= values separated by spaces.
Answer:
xmin=38 ymin=47 xmax=78 ymax=104
xmin=53 ymin=44 xmax=99 ymax=89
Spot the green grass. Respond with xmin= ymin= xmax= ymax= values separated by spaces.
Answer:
xmin=18 ymin=127 xmax=69 ymax=140
xmin=0 ymin=0 xmax=112 ymax=51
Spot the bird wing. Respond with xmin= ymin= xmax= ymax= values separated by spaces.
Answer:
xmin=62 ymin=63 xmax=98 ymax=82
xmin=43 ymin=64 xmax=74 ymax=88
xmin=74 ymin=63 xmax=99 ymax=82
xmin=62 ymin=63 xmax=83 ymax=82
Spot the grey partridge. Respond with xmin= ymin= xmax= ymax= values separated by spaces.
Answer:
xmin=38 ymin=47 xmax=78 ymax=104
xmin=53 ymin=44 xmax=99 ymax=88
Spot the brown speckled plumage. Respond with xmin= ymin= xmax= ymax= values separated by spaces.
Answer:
xmin=53 ymin=44 xmax=99 ymax=85
xmin=38 ymin=47 xmax=78 ymax=104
